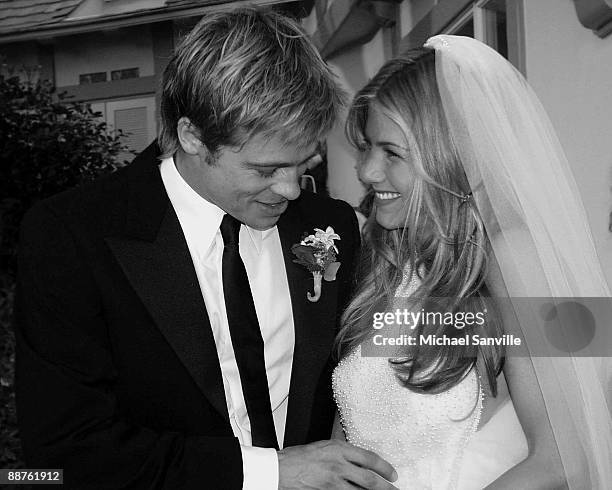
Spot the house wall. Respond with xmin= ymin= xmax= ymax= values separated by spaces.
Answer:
xmin=54 ymin=25 xmax=155 ymax=87
xmin=323 ymin=1 xmax=426 ymax=207
xmin=51 ymin=23 xmax=169 ymax=160
xmin=322 ymin=0 xmax=612 ymax=282
xmin=1 ymin=42 xmax=38 ymax=72
xmin=4 ymin=1 xmax=610 ymax=280
xmin=0 ymin=42 xmax=49 ymax=83
xmin=399 ymin=0 xmax=437 ymax=38
xmin=523 ymin=0 xmax=612 ymax=281
xmin=326 ymin=31 xmax=390 ymax=207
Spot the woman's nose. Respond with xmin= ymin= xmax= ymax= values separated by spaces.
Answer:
xmin=359 ymin=153 xmax=385 ymax=185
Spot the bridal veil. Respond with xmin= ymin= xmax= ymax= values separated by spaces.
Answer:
xmin=423 ymin=34 xmax=612 ymax=488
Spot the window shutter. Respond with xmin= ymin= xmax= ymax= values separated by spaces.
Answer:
xmin=114 ymin=106 xmax=148 ymax=161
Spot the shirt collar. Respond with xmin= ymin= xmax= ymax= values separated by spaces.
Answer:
xmin=160 ymin=156 xmax=271 ymax=255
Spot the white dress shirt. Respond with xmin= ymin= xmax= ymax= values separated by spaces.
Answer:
xmin=160 ymin=157 xmax=294 ymax=490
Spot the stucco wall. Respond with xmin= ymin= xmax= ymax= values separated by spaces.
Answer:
xmin=54 ymin=25 xmax=154 ymax=87
xmin=523 ymin=0 xmax=612 ymax=282
xmin=326 ymin=30 xmax=390 ymax=207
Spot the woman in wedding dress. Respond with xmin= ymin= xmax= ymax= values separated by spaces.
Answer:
xmin=332 ymin=36 xmax=612 ymax=489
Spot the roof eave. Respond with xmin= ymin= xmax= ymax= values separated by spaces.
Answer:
xmin=0 ymin=0 xmax=283 ymax=43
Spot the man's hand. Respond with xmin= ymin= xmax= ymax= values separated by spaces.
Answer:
xmin=278 ymin=440 xmax=399 ymax=489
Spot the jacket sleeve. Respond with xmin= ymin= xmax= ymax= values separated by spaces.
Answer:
xmin=15 ymin=202 xmax=243 ymax=490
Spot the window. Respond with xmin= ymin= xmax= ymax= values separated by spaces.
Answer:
xmin=90 ymin=97 xmax=156 ymax=163
xmin=111 ymin=67 xmax=140 ymax=81
xmin=444 ymin=0 xmax=508 ymax=60
xmin=79 ymin=68 xmax=141 ymax=85
xmin=114 ymin=106 xmax=148 ymax=157
xmin=478 ymin=0 xmax=508 ymax=59
xmin=79 ymin=72 xmax=107 ymax=84
xmin=454 ymin=20 xmax=475 ymax=38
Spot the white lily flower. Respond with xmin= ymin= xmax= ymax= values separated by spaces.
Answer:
xmin=300 ymin=234 xmax=317 ymax=246
xmin=313 ymin=226 xmax=340 ymax=253
xmin=293 ymin=225 xmax=342 ymax=303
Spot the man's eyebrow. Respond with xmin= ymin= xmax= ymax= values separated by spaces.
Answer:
xmin=244 ymin=152 xmax=319 ymax=168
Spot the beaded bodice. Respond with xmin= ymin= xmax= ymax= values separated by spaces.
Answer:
xmin=332 ymin=270 xmax=484 ymax=490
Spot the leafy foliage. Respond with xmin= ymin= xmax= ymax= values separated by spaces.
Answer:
xmin=0 ymin=73 xmax=130 ymax=469
xmin=291 ymin=243 xmax=322 ymax=272
xmin=0 ymin=75 xmax=129 ymax=276
xmin=0 ymin=282 xmax=18 ymax=467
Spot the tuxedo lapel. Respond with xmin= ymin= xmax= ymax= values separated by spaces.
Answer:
xmin=105 ymin=150 xmax=229 ymax=423
xmin=278 ymin=203 xmax=338 ymax=447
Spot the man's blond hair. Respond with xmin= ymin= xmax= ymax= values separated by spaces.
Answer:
xmin=159 ymin=7 xmax=345 ymax=157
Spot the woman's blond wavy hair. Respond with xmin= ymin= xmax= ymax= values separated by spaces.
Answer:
xmin=335 ymin=49 xmax=504 ymax=395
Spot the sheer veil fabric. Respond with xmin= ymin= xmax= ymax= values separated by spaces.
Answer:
xmin=423 ymin=35 xmax=612 ymax=488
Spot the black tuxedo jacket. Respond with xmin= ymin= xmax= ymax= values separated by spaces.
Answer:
xmin=15 ymin=142 xmax=360 ymax=489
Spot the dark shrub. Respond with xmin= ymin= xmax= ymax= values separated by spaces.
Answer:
xmin=0 ymin=72 xmax=130 ymax=469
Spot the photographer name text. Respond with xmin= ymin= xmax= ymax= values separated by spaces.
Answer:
xmin=372 ymin=333 xmax=521 ymax=346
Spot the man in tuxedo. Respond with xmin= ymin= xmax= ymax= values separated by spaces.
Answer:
xmin=15 ymin=8 xmax=398 ymax=490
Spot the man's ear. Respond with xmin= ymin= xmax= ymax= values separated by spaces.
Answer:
xmin=177 ymin=117 xmax=210 ymax=157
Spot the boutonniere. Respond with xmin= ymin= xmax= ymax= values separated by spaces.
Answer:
xmin=291 ymin=226 xmax=341 ymax=302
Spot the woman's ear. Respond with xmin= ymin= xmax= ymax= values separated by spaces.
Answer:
xmin=177 ymin=117 xmax=209 ymax=156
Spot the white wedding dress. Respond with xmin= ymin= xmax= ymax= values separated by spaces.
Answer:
xmin=332 ymin=271 xmax=528 ymax=489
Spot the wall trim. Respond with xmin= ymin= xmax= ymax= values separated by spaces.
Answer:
xmin=507 ymin=0 xmax=526 ymax=75
xmin=58 ymin=75 xmax=156 ymax=103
